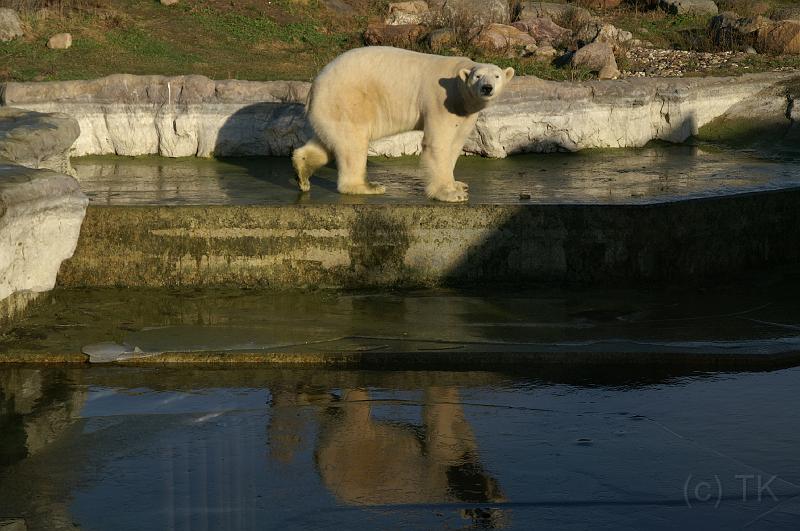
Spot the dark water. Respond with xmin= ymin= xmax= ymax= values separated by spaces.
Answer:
xmin=2 ymin=366 xmax=800 ymax=530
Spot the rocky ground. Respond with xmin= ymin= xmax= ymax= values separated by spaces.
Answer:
xmin=366 ymin=0 xmax=800 ymax=79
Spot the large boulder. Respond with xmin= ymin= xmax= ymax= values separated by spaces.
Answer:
xmin=659 ymin=0 xmax=718 ymax=16
xmin=516 ymin=2 xmax=593 ymax=27
xmin=0 ymin=107 xmax=80 ymax=176
xmin=0 ymin=8 xmax=23 ymax=42
xmin=363 ymin=23 xmax=427 ymax=46
xmin=386 ymin=1 xmax=430 ymax=25
xmin=512 ymin=17 xmax=572 ymax=47
xmin=439 ymin=0 xmax=509 ymax=26
xmin=0 ymin=108 xmax=88 ymax=306
xmin=472 ymin=23 xmax=536 ymax=53
xmin=582 ymin=0 xmax=622 ymax=8
xmin=427 ymin=27 xmax=456 ymax=50
xmin=0 ymin=162 xmax=88 ymax=305
xmin=757 ymin=20 xmax=800 ymax=55
xmin=770 ymin=6 xmax=800 ymax=22
xmin=571 ymin=41 xmax=620 ymax=79
xmin=710 ymin=12 xmax=773 ymax=47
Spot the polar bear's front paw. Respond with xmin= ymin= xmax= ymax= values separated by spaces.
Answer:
xmin=338 ymin=181 xmax=386 ymax=195
xmin=427 ymin=183 xmax=469 ymax=203
xmin=454 ymin=180 xmax=469 ymax=192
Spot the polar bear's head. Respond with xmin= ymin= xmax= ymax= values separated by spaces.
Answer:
xmin=459 ymin=63 xmax=515 ymax=103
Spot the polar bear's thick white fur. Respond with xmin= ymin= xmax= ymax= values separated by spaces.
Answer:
xmin=292 ymin=46 xmax=514 ymax=202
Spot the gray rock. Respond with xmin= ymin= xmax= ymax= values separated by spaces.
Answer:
xmin=441 ymin=0 xmax=509 ymax=26
xmin=757 ymin=20 xmax=800 ymax=55
xmin=472 ymin=23 xmax=536 ymax=53
xmin=363 ymin=23 xmax=427 ymax=47
xmin=593 ymin=23 xmax=634 ymax=50
xmin=0 ymin=107 xmax=80 ymax=175
xmin=47 ymin=32 xmax=72 ymax=49
xmin=427 ymin=27 xmax=456 ymax=50
xmin=0 ymin=8 xmax=23 ymax=42
xmin=710 ymin=12 xmax=773 ymax=48
xmin=512 ymin=17 xmax=572 ymax=47
xmin=711 ymin=12 xmax=773 ymax=34
xmin=516 ymin=2 xmax=592 ymax=27
xmin=770 ymin=6 xmax=800 ymax=22
xmin=571 ymin=41 xmax=620 ymax=79
xmin=659 ymin=0 xmax=718 ymax=16
xmin=0 ymin=108 xmax=88 ymax=304
xmin=322 ymin=0 xmax=355 ymax=15
xmin=386 ymin=1 xmax=429 ymax=25
xmin=532 ymin=44 xmax=558 ymax=61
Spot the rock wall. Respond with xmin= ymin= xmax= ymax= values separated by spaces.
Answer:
xmin=2 ymin=72 xmax=797 ymax=158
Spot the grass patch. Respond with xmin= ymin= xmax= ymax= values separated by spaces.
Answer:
xmin=0 ymin=0 xmax=798 ymax=83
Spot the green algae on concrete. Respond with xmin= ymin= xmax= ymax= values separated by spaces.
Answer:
xmin=54 ymin=190 xmax=800 ymax=289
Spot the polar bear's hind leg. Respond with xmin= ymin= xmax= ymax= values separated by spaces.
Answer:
xmin=332 ymin=132 xmax=386 ymax=195
xmin=292 ymin=137 xmax=331 ymax=192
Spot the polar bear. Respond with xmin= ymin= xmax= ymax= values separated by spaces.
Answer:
xmin=292 ymin=46 xmax=514 ymax=202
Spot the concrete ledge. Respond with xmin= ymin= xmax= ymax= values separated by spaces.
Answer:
xmin=3 ymin=72 xmax=798 ymax=158
xmin=56 ymin=188 xmax=800 ymax=289
xmin=105 ymin=350 xmax=800 ymax=369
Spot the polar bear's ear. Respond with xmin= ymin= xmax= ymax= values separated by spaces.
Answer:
xmin=458 ymin=68 xmax=472 ymax=82
xmin=504 ymin=67 xmax=515 ymax=82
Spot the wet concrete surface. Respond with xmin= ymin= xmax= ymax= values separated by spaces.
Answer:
xmin=2 ymin=365 xmax=800 ymax=530
xmin=72 ymin=143 xmax=800 ymax=206
xmin=3 ymin=268 xmax=800 ymax=366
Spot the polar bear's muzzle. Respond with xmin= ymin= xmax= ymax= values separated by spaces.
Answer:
xmin=480 ymin=84 xmax=494 ymax=96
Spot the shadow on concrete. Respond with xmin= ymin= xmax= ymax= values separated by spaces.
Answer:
xmin=441 ymin=114 xmax=800 ymax=287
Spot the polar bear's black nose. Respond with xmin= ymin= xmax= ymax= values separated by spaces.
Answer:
xmin=481 ymin=85 xmax=494 ymax=95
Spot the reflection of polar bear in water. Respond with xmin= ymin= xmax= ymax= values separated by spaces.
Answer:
xmin=269 ymin=386 xmax=504 ymax=525
xmin=292 ymin=46 xmax=514 ymax=202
